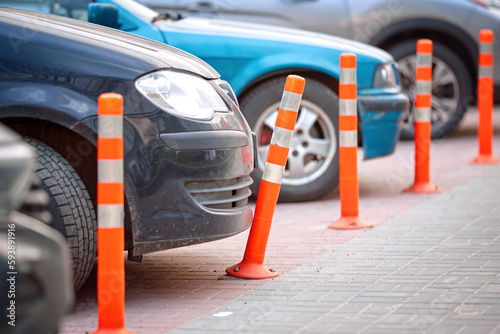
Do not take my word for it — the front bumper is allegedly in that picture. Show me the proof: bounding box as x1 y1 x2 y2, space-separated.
130 112 254 255
357 91 409 159
80 107 255 256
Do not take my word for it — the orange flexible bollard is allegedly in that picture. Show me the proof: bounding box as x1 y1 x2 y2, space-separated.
471 29 500 164
226 75 306 279
403 40 441 194
93 93 132 334
329 53 372 230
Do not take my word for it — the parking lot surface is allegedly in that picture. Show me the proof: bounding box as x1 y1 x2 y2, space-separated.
61 108 500 334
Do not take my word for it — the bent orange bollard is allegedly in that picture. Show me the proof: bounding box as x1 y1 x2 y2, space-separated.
226 75 306 279
404 40 441 194
94 93 132 334
329 53 372 230
471 29 500 164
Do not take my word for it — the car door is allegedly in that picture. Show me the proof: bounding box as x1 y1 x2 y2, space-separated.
140 0 353 38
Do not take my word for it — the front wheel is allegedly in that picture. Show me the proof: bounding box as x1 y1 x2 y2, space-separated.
241 77 339 203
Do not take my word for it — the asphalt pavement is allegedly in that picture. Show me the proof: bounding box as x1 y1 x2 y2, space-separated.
61 108 500 334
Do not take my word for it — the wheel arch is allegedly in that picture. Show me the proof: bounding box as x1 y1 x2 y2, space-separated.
238 68 339 105
370 18 477 87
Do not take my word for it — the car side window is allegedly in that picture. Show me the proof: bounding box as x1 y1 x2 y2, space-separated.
2 0 52 13
3 0 92 20
4 0 139 33
49 0 92 20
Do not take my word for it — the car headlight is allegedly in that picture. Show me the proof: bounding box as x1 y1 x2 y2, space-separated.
0 126 35 217
135 70 228 121
373 63 397 88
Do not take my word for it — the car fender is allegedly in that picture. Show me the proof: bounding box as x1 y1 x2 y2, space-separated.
0 82 98 143
0 82 96 122
231 54 381 95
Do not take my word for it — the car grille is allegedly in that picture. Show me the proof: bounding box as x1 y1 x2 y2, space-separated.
186 175 253 211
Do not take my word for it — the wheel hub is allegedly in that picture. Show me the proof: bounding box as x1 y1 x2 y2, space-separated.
254 99 337 186
397 54 460 132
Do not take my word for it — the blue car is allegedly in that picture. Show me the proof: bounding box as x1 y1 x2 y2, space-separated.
3 0 409 202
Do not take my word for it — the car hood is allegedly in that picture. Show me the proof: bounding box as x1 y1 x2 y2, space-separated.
158 18 393 64
0 8 220 80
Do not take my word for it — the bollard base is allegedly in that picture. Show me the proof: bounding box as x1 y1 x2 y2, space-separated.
403 182 441 194
470 155 500 164
328 216 373 230
93 328 133 334
226 261 279 279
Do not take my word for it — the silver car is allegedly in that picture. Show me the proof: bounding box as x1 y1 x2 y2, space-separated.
140 0 500 139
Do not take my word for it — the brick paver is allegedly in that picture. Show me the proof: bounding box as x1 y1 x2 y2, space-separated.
171 164 500 333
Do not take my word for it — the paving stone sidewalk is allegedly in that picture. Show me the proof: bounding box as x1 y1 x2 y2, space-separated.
59 109 500 334
172 165 500 334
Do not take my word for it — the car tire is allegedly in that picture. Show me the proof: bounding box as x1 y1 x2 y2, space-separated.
25 139 97 291
241 77 339 203
388 40 473 139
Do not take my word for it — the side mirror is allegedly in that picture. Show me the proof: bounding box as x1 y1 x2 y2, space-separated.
88 3 121 29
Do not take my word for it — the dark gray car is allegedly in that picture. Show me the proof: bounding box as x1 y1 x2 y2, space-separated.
141 0 500 138
0 8 255 290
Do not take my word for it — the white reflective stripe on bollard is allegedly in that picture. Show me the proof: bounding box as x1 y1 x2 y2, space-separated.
479 66 494 78
261 162 286 184
414 107 432 122
98 204 125 228
98 115 123 138
339 100 357 116
416 54 432 66
98 160 124 183
340 68 356 84
279 91 302 112
339 130 358 148
480 42 494 54
415 80 432 95
270 127 294 149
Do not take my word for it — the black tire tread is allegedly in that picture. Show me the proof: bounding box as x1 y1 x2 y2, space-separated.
25 139 96 291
